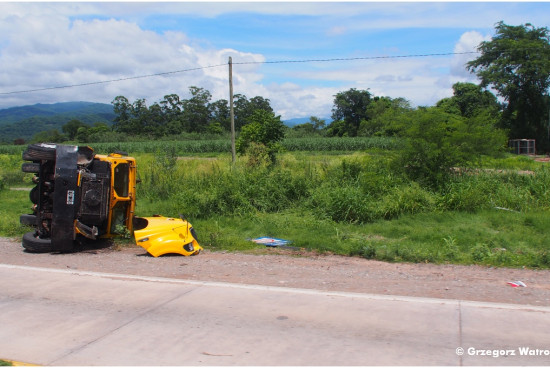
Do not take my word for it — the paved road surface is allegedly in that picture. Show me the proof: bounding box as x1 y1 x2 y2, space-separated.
1 264 549 366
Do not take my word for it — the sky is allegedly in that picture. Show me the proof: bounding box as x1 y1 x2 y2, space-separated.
0 1 549 119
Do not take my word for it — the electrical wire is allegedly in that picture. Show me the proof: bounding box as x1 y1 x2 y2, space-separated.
0 64 226 95
232 51 480 65
0 51 479 95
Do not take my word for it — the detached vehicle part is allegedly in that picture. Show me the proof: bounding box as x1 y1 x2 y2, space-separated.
20 143 200 257
133 215 202 257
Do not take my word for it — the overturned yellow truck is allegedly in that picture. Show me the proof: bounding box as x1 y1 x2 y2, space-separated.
20 143 201 257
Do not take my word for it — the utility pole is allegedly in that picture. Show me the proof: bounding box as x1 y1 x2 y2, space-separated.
229 56 236 164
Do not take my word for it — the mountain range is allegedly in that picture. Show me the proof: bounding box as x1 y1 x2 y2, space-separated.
0 102 116 143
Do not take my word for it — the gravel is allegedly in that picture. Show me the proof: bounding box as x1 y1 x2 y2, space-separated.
2 237 550 307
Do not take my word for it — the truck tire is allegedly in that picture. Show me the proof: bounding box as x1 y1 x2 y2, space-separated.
22 143 56 161
22 162 40 173
29 186 39 204
22 231 53 253
20 214 37 226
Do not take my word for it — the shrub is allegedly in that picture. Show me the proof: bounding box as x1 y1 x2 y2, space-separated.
236 110 285 164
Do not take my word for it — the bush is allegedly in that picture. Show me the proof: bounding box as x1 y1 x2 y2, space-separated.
393 107 507 188
236 110 285 164
378 182 437 219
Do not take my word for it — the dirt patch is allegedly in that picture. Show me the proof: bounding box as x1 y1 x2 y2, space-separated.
1 237 549 307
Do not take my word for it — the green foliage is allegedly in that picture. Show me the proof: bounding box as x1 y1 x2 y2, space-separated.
31 129 67 143
0 154 30 187
236 109 286 164
62 119 89 140
467 21 550 151
436 82 501 118
111 88 275 137
330 88 372 136
289 116 326 138
181 86 212 133
358 97 413 137
392 107 508 188
0 189 30 237
3 143 550 268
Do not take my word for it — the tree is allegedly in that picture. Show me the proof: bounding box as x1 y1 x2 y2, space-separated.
236 110 285 165
31 129 66 144
145 103 166 138
210 99 231 132
330 88 372 136
80 122 111 143
181 86 212 133
112 96 132 134
160 94 184 134
437 82 500 118
62 119 89 140
467 21 550 151
291 116 326 137
233 94 274 130
359 97 412 136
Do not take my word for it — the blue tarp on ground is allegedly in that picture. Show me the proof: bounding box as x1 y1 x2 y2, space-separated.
251 237 291 247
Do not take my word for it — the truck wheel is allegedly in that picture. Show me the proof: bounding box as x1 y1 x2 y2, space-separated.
20 214 37 226
22 143 56 161
22 231 53 253
29 186 39 204
22 162 40 173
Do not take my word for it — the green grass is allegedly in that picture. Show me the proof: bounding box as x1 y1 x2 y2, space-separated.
179 209 550 268
0 189 32 238
0 136 399 156
2 146 549 269
0 360 13 366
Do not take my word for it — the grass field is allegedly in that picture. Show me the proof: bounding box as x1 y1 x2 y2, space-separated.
1 141 549 269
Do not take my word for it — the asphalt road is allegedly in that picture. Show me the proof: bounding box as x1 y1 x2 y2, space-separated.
1 264 549 366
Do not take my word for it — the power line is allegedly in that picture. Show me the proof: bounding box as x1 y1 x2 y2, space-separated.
0 51 479 96
233 51 480 65
0 64 226 95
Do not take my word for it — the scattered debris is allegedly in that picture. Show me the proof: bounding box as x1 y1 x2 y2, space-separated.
507 281 527 287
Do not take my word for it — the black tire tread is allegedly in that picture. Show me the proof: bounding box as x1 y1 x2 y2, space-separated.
22 143 56 161
20 214 37 226
21 162 40 173
22 231 53 253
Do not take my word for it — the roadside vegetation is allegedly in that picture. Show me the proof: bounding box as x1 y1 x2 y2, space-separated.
2 147 549 269
1 21 549 269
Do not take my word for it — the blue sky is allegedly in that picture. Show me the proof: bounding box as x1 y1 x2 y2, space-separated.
1 2 549 118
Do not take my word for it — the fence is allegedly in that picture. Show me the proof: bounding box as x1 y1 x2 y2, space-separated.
509 139 536 155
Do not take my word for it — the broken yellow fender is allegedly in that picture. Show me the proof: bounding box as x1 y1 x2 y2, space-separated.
133 215 202 257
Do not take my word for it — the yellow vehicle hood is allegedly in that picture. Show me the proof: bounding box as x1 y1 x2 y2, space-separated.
133 216 202 257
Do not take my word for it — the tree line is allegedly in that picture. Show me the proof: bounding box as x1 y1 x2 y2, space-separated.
111 87 274 138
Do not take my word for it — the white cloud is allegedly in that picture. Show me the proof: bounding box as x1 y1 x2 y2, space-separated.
0 14 263 110
450 30 491 80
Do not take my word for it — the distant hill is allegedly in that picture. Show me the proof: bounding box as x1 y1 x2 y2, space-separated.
283 117 332 127
0 102 115 143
